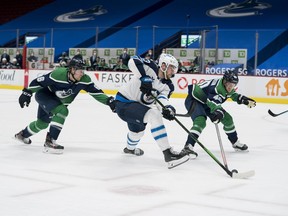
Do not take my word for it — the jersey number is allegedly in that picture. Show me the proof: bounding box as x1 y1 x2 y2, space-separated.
37 76 45 82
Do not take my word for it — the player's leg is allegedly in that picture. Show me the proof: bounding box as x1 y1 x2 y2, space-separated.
144 107 189 168
15 111 49 145
15 88 58 145
36 89 65 154
115 102 189 168
222 112 248 151
115 102 148 156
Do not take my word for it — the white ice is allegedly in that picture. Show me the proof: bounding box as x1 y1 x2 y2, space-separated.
0 89 287 216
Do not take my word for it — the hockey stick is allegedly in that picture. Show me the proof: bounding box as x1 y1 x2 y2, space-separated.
215 123 228 169
175 112 191 117
268 109 288 117
152 95 255 179
175 101 195 117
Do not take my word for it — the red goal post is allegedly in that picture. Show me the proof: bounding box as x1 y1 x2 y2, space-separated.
22 44 29 88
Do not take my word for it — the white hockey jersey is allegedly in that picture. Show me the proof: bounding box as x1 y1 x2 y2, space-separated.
116 55 174 108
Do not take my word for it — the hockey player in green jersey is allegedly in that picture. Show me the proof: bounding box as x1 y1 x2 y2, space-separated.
15 58 116 154
183 69 256 157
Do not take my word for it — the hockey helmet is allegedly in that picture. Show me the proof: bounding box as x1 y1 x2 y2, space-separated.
69 58 85 70
223 69 239 84
158 54 178 79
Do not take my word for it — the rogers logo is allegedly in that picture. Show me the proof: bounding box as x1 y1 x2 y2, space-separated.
177 77 188 89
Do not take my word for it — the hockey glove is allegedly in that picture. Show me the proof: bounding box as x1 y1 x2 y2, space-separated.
140 76 153 96
19 88 33 108
162 105 176 121
209 108 226 124
237 94 256 108
106 96 117 113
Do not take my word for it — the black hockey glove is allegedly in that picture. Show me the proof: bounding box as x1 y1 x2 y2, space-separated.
19 88 33 108
106 96 117 113
140 76 153 96
237 94 256 108
162 105 176 121
209 108 226 124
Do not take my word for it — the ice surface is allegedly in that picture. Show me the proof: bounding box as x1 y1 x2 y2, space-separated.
0 89 287 216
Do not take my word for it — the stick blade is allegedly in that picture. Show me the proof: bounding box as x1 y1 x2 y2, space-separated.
232 170 255 179
268 109 277 117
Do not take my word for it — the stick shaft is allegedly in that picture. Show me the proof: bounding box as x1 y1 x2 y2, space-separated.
215 124 228 169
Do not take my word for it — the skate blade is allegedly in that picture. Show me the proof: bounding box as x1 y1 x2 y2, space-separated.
233 148 249 153
43 147 64 154
123 149 144 156
13 136 31 145
188 153 198 160
167 155 189 169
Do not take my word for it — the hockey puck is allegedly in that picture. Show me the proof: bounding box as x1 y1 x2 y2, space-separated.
232 169 238 173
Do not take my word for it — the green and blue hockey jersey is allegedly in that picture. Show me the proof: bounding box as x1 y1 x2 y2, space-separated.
188 78 240 112
27 67 109 105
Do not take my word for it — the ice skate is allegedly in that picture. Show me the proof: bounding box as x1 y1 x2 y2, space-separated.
182 144 198 159
14 130 31 144
163 148 189 169
43 133 64 154
123 147 144 156
232 140 248 152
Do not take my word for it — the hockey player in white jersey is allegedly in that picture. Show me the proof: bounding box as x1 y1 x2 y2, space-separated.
114 54 190 169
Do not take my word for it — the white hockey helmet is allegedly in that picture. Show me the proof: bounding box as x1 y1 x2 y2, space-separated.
158 54 178 79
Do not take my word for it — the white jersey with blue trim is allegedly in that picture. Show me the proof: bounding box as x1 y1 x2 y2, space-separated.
117 55 174 108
